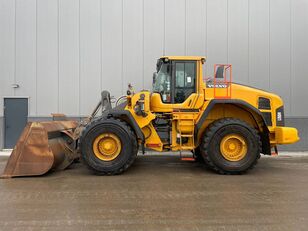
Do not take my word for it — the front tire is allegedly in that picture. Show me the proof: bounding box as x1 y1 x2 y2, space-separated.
200 118 261 174
79 118 138 175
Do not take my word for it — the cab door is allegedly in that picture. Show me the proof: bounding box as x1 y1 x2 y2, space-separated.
150 59 204 150
170 61 200 150
171 61 197 106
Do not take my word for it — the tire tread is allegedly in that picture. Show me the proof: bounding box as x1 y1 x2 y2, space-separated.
201 118 261 175
79 117 137 175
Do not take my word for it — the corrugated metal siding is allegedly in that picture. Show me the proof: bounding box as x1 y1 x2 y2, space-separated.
0 0 308 117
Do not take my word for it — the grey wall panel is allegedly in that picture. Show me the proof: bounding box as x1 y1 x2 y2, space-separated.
269 0 291 116
185 0 206 56
58 0 79 115
0 0 15 116
206 0 228 77
0 0 308 120
143 0 164 90
36 0 58 115
0 0 307 150
248 0 270 90
15 0 36 116
102 0 123 98
228 0 249 84
165 0 186 55
122 0 144 92
79 0 101 115
291 0 308 117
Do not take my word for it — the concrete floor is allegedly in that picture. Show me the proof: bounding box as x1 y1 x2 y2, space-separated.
0 153 308 231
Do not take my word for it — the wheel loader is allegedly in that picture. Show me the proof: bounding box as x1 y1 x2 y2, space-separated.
1 56 299 178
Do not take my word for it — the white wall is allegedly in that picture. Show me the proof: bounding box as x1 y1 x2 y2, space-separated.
0 0 308 117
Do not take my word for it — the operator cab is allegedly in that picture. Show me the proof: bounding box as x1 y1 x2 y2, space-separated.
151 56 205 112
153 57 196 104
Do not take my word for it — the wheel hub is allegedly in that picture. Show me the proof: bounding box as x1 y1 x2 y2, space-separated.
93 133 121 161
220 134 247 161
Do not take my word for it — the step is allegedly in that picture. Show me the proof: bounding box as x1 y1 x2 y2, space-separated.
178 122 195 126
181 157 195 161
180 134 194 137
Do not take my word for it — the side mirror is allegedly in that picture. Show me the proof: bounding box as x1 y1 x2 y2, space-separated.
156 59 162 72
153 72 158 85
216 66 224 79
167 64 170 73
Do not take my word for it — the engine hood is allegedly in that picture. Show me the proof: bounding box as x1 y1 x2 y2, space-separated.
205 82 284 110
231 83 284 109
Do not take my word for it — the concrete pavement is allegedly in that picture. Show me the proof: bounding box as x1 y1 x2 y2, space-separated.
0 152 308 230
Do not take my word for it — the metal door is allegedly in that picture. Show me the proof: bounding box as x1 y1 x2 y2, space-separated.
4 98 28 148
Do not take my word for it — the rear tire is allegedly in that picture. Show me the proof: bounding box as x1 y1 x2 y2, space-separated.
200 118 261 174
193 148 204 163
79 118 138 175
194 147 213 168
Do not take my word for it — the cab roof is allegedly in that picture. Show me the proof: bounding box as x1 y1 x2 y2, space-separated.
160 56 206 61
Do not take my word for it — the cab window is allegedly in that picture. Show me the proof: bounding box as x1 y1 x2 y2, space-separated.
174 61 196 103
153 62 171 103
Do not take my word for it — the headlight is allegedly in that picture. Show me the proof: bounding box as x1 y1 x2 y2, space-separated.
276 106 285 126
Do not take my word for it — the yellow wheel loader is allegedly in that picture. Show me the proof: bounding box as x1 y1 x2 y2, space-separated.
1 56 299 177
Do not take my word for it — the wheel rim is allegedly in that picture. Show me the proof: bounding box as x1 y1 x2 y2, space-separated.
220 134 247 161
92 133 121 161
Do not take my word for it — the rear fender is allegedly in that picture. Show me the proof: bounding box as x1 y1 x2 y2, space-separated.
195 99 271 155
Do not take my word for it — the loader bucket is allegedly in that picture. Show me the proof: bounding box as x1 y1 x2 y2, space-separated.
1 120 79 178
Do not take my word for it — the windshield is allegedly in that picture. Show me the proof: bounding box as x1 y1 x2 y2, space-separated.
153 62 171 103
